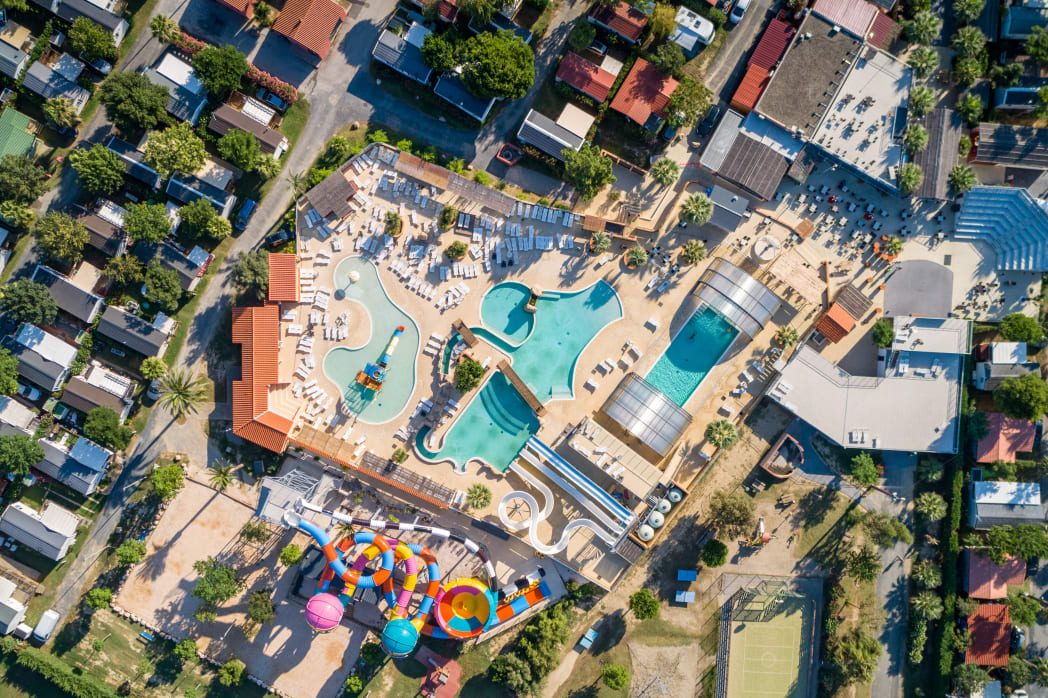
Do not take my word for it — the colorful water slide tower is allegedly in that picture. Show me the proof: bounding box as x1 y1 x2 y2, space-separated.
355 325 404 392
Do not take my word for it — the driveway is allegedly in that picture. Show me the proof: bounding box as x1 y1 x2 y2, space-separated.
1025 565 1048 698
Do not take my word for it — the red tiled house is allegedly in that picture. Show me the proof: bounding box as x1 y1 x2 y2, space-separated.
213 0 256 18
588 1 648 44
272 0 347 64
556 52 616 103
966 604 1011 667
965 549 1026 600
974 412 1037 463
608 58 677 131
405 0 458 21
268 253 299 303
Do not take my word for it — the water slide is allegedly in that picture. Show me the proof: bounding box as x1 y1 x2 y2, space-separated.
424 578 552 640
497 452 621 556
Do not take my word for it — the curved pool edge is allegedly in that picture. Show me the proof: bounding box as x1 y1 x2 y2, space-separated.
322 254 423 426
476 281 535 349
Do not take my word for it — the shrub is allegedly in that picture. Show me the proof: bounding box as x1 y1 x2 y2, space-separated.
218 658 245 686
444 241 468 260
279 544 303 566
454 356 484 392
629 589 659 619
85 587 112 610
601 663 629 690
850 452 878 486
908 616 928 665
115 540 147 566
701 539 727 567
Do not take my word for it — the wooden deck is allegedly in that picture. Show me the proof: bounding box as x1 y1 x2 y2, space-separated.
453 319 479 347
497 360 546 417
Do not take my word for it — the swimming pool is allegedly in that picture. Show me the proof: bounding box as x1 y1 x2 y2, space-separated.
415 371 541 472
473 281 623 402
645 306 739 406
323 256 421 424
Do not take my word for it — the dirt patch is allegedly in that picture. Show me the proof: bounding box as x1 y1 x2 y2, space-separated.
627 642 698 697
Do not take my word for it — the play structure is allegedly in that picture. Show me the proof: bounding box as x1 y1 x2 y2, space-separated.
284 501 551 657
356 325 404 392
739 517 773 548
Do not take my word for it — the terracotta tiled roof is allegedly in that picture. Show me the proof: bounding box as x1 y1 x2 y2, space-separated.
268 253 299 303
272 0 346 60
609 58 678 127
231 304 292 453
730 65 770 113
589 1 648 42
966 549 1026 600
966 604 1011 666
867 11 898 48
436 0 458 20
749 18 796 70
557 52 616 103
974 411 1037 463
814 302 856 343
213 0 256 18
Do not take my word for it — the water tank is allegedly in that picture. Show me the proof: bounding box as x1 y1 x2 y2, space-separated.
656 499 672 514
636 524 655 541
648 511 665 528
668 488 684 503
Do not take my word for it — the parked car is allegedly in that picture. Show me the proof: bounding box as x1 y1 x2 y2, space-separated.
255 88 289 112
1028 556 1040 577
16 383 40 401
147 379 161 401
661 124 678 142
32 610 60 644
81 55 112 75
263 229 293 250
235 199 258 231
1012 626 1027 651
697 104 722 136
730 0 751 23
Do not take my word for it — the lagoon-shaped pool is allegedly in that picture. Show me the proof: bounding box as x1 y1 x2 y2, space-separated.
323 256 421 424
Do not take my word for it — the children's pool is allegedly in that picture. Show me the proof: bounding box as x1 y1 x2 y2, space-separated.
645 306 738 406
323 256 421 424
472 281 623 402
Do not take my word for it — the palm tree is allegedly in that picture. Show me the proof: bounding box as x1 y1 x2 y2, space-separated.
909 86 935 118
158 368 209 419
911 590 944 620
589 231 611 254
210 459 233 492
907 46 938 79
897 163 923 195
679 194 713 225
904 10 942 45
466 484 492 509
952 26 986 59
705 419 737 448
43 98 77 129
954 0 985 23
948 164 977 194
680 240 707 265
150 14 180 42
624 246 648 268
287 170 309 197
903 124 929 155
885 236 904 256
649 159 680 188
775 326 799 346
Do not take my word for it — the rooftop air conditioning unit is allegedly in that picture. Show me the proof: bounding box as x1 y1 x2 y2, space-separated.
832 24 840 33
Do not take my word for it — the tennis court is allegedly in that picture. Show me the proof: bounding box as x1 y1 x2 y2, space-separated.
724 595 815 698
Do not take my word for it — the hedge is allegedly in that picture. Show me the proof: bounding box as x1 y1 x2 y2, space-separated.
15 647 116 698
934 465 964 694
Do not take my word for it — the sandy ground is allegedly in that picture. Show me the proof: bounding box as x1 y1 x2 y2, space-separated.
115 472 364 698
628 643 699 697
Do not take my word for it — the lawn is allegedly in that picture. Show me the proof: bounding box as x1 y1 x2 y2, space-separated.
369 63 481 130
682 27 728 84
47 609 270 698
355 638 497 698
19 526 91 626
555 641 631 698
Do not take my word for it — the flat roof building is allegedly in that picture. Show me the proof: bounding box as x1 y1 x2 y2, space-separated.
372 22 433 85
970 481 1045 529
973 123 1048 170
517 105 592 160
0 501 78 561
433 75 496 122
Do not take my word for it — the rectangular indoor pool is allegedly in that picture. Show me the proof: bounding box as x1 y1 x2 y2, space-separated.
645 307 739 406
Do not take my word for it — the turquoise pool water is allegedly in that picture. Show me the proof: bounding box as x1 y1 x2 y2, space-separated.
323 256 421 424
473 281 623 402
415 371 540 472
645 307 739 406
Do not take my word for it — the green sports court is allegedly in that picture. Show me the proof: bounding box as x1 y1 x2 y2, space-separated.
722 590 816 698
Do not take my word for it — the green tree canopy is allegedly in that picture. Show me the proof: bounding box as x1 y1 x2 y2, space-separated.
832 628 882 686
903 124 929 154
173 638 198 662
995 372 1048 421
192 45 248 97
999 313 1043 342
69 144 125 196
0 154 48 204
466 483 492 509
650 158 680 187
217 658 245 686
1007 589 1040 626
872 318 894 347
912 560 942 589
567 20 595 52
952 26 986 59
179 198 231 240
150 462 184 499
461 0 507 24
850 451 878 486
953 663 991 694
84 588 112 610
709 490 755 538
706 419 737 448
104 255 146 286
1028 26 1048 66
907 46 938 78
956 92 984 125
115 539 147 566
100 72 170 133
150 14 181 42
904 10 942 44
562 144 615 200
954 0 985 23
909 86 935 117
0 433 44 476
986 524 1048 563
454 356 485 392
35 211 88 265
247 590 275 624
701 539 728 567
84 407 133 451
124 201 171 242
652 41 685 75
421 33 458 75
159 368 209 419
898 162 923 195
602 663 630 690
667 77 713 128
629 589 659 619
144 123 207 180
954 56 985 86
192 557 242 607
218 129 263 172
144 261 183 313
69 17 117 61
846 545 881 581
488 654 533 693
948 163 976 194
43 97 77 130
915 491 947 521
232 249 270 302
681 240 707 265
680 193 714 224
279 544 303 566
649 2 677 37
0 279 57 325
460 30 534 100
0 348 18 396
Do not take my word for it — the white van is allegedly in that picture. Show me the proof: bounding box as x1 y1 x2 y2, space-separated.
32 610 60 644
